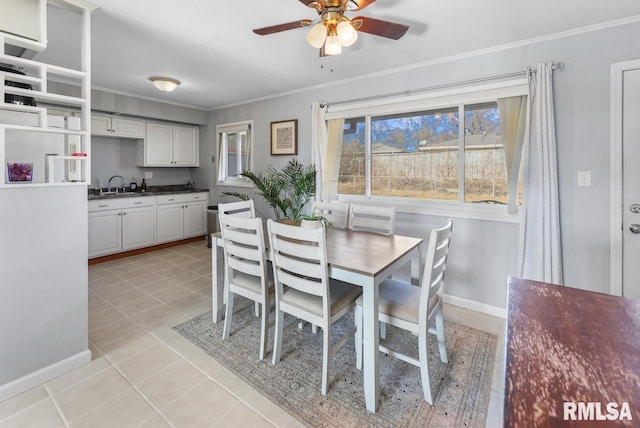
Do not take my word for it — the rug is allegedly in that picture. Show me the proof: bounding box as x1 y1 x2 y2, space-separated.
173 304 497 428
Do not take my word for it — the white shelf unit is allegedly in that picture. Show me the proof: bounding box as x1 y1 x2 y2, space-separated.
0 0 93 188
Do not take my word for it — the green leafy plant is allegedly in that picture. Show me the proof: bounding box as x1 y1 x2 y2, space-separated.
299 214 328 228
222 158 316 221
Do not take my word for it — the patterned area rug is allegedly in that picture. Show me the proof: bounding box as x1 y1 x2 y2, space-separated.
174 305 497 428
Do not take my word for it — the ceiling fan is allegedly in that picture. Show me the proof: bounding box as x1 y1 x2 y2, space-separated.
252 0 409 56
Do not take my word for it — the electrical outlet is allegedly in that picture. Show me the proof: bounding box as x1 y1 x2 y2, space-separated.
578 171 591 187
144 171 153 179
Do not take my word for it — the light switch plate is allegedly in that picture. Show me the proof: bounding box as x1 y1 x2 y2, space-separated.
578 171 591 187
144 171 153 179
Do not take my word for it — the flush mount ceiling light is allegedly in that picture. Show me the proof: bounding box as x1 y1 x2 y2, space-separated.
253 0 409 57
149 77 180 92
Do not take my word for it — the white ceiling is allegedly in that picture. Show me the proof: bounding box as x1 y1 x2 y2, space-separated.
35 0 640 111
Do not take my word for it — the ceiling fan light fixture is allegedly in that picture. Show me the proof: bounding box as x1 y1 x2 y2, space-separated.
337 20 358 46
306 22 327 49
149 77 180 92
324 35 342 55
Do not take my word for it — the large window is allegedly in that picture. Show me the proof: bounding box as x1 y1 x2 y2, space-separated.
330 84 526 207
216 121 253 187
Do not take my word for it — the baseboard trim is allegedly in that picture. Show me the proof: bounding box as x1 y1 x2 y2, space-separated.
88 236 206 265
443 294 506 319
0 349 92 402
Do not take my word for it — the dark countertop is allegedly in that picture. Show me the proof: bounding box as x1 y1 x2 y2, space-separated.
88 185 209 200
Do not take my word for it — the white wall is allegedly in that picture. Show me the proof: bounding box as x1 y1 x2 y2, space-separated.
0 185 90 398
193 20 640 313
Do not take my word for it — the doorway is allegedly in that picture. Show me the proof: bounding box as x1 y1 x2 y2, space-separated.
611 60 640 298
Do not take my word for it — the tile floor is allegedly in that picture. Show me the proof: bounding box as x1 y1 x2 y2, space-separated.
0 239 506 428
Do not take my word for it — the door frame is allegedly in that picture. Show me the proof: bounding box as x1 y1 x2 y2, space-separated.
610 59 640 296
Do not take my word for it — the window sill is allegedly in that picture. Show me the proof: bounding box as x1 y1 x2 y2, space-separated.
216 179 254 188
336 195 521 224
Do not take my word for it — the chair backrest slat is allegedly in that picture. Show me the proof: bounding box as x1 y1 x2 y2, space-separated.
420 219 453 321
348 204 395 235
219 199 255 219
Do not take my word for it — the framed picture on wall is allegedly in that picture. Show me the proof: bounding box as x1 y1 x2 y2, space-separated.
270 119 297 155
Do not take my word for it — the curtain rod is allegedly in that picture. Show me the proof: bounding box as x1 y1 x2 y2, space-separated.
324 61 564 108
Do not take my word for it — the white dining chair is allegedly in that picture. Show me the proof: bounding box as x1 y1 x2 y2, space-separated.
218 203 273 360
348 203 396 338
313 200 350 229
348 204 395 235
218 199 261 314
267 219 362 395
355 219 453 404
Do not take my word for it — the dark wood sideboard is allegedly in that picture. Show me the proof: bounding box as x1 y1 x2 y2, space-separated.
504 276 640 427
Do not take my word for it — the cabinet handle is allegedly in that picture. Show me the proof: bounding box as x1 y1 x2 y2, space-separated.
98 204 108 208
168 198 175 201
118 212 122 216
134 202 142 205
123 212 127 215
194 196 200 199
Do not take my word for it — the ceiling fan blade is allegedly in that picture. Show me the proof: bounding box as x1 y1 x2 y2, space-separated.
347 0 376 12
299 0 323 11
352 16 409 40
253 20 312 36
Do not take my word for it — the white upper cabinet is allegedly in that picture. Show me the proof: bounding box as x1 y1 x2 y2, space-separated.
137 121 199 167
91 113 145 138
173 125 199 166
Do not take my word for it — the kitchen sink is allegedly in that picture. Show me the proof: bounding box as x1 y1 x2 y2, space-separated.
94 191 149 198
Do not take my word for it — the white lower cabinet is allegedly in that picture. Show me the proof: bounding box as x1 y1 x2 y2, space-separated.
89 192 208 258
88 197 155 258
88 210 122 257
156 193 207 243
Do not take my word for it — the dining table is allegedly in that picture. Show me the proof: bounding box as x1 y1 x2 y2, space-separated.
210 226 424 413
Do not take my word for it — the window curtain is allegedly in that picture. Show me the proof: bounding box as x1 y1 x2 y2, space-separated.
217 132 227 182
243 125 252 172
311 102 346 201
519 62 563 284
497 95 527 214
323 118 345 200
311 101 328 200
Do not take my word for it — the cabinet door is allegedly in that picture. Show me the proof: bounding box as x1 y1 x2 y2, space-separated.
144 122 173 166
88 210 122 258
156 204 184 243
173 125 199 166
184 202 206 238
91 113 112 136
112 117 145 139
122 206 155 251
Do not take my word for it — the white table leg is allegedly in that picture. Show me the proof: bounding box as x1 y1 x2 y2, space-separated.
362 279 380 413
211 233 224 323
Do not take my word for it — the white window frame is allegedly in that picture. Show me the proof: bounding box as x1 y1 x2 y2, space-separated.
216 120 253 187
326 80 528 222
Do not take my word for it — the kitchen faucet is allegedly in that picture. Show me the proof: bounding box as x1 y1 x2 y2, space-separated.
108 175 126 193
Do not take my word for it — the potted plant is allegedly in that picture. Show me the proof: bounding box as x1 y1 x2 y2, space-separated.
222 158 317 221
299 214 328 228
